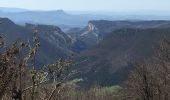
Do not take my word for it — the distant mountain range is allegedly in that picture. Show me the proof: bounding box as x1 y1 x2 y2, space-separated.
1 7 170 31
0 7 114 29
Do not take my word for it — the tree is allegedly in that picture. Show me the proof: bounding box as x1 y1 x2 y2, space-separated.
0 30 72 100
124 39 170 100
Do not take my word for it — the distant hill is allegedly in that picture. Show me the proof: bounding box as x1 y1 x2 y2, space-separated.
0 10 82 27
0 7 28 12
68 20 170 52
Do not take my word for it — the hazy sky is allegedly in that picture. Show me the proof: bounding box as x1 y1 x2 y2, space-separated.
0 0 170 12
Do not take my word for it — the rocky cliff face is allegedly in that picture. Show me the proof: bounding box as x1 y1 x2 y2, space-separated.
67 22 100 52
68 20 170 52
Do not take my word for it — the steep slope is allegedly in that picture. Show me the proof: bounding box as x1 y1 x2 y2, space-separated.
0 17 72 66
72 28 170 87
0 18 31 43
25 24 72 50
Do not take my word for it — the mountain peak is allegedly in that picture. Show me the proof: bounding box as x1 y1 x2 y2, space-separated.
47 9 66 15
56 9 65 13
0 17 15 25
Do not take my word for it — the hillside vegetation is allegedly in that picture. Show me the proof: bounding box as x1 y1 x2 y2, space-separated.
0 18 170 100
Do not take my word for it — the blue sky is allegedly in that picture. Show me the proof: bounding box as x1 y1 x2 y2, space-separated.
0 0 170 12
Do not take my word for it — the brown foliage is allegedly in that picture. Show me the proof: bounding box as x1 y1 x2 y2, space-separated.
0 33 72 100
124 39 170 100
